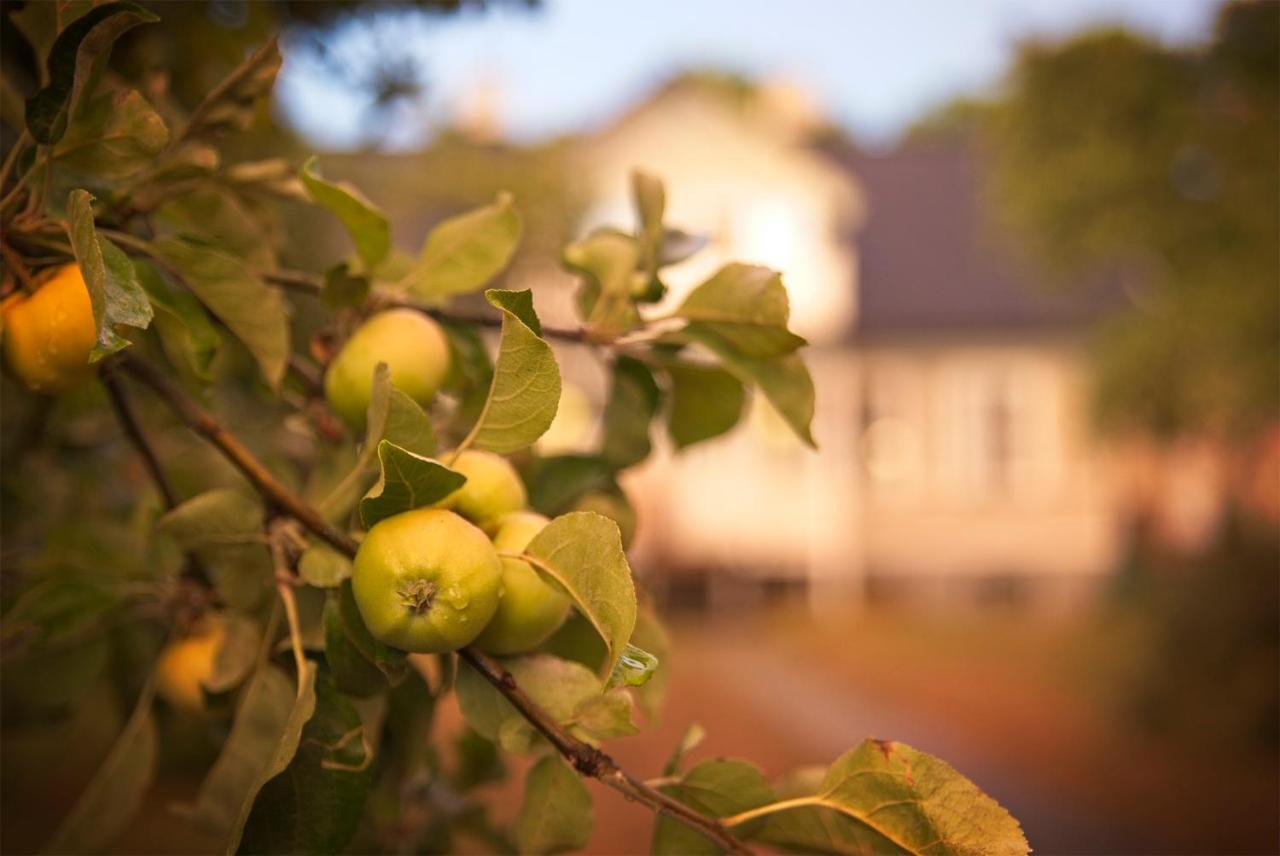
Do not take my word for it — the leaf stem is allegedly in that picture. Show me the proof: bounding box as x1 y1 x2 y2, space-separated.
721 796 822 828
276 580 308 686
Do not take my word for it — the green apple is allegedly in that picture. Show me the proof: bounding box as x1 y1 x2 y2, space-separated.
324 308 451 429
351 508 501 653
472 511 571 655
440 449 526 526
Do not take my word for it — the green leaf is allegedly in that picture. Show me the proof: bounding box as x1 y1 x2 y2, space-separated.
358 441 466 529
8 2 92 73
65 189 153 359
385 669 437 780
438 319 494 441
43 681 157 855
224 663 320 854
631 605 671 717
538 610 608 673
53 87 168 179
401 193 522 299
664 362 745 449
522 511 637 678
300 156 390 271
455 654 601 754
383 388 437 458
601 356 660 469
452 728 505 790
182 38 280 140
570 688 639 740
654 760 774 855
334 580 409 684
154 186 276 270
458 290 561 455
607 643 659 689
525 455 617 517
683 324 816 448
204 612 262 694
516 755 594 855
562 230 641 337
677 264 806 357
153 236 289 388
632 170 665 273
24 1 157 144
658 228 709 267
238 672 374 855
320 262 369 310
2 569 123 647
136 260 221 381
323 593 386 698
175 663 317 848
752 740 1029 856
156 490 269 609
298 544 352 588
157 488 263 548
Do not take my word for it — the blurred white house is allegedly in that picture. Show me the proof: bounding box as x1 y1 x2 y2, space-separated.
553 74 1136 608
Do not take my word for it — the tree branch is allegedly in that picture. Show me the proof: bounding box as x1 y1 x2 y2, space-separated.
457 648 752 854
101 368 180 508
113 351 359 557
262 268 593 344
113 350 750 854
101 365 214 589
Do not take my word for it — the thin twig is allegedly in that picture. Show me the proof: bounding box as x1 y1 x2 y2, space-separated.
0 242 38 292
0 130 32 195
101 366 215 589
113 351 359 556
269 523 309 680
287 354 325 397
101 369 180 508
458 648 751 854
116 350 750 853
262 268 592 344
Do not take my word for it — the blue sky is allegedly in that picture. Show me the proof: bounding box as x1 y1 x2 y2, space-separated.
276 0 1219 151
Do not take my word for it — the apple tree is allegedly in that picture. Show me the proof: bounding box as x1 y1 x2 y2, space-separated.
0 5 1028 854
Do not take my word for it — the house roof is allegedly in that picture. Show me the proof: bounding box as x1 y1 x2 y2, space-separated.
827 142 1122 339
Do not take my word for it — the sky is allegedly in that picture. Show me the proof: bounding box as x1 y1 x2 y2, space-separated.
276 0 1220 152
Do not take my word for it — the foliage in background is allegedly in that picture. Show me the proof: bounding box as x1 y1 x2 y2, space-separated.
0 3 1026 855
981 0 1278 438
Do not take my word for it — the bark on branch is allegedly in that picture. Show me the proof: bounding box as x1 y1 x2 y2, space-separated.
114 351 359 557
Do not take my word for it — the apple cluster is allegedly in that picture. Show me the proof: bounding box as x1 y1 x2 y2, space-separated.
324 310 573 656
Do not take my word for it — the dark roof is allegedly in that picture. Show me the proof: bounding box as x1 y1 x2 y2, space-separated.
829 142 1121 339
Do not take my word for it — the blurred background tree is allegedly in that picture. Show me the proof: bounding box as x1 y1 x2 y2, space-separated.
981 0 1278 756
905 0 1278 758
983 0 1277 440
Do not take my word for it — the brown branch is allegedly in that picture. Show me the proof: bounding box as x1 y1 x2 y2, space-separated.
101 366 214 589
101 369 180 508
262 268 592 344
457 648 752 854
113 350 750 854
0 241 38 292
113 351 359 557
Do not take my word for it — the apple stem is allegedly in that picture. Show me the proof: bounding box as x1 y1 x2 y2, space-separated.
399 579 437 614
